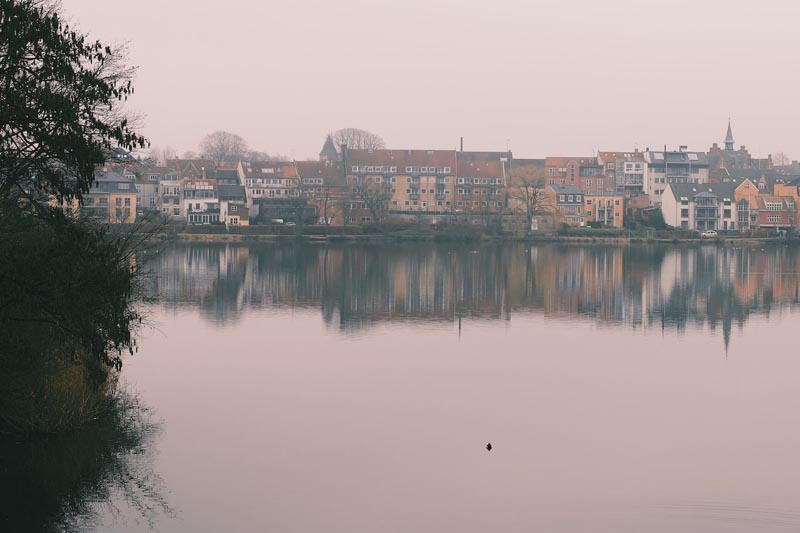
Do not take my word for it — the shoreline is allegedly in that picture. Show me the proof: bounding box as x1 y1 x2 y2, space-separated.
164 232 797 246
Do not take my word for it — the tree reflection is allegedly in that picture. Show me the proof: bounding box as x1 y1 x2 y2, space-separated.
146 243 800 345
0 391 172 532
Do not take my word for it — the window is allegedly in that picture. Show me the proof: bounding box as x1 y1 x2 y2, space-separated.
115 198 122 206
568 195 574 202
576 195 582 202
598 180 603 188
559 195 565 202
614 199 620 206
767 215 781 223
586 179 593 187
548 168 555 177
681 209 689 218
117 183 130 190
124 197 131 206
587 199 593 205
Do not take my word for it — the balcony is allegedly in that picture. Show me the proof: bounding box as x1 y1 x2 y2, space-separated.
695 208 718 220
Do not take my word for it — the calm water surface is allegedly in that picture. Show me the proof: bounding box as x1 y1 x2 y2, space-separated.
6 243 800 532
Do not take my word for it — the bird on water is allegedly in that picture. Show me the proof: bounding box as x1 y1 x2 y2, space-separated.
486 443 492 451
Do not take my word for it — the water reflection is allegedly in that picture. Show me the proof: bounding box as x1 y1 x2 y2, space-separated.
149 243 800 348
0 392 172 532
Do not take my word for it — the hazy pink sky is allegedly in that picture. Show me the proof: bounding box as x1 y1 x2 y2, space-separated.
62 0 799 160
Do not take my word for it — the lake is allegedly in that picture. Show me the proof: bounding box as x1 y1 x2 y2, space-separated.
4 242 800 532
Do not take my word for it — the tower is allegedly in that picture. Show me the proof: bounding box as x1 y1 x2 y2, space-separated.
724 119 735 152
319 135 339 162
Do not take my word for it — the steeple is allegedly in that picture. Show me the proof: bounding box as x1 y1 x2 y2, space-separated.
724 119 735 151
319 135 339 162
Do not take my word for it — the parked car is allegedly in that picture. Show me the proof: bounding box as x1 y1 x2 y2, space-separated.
285 221 296 227
700 230 718 238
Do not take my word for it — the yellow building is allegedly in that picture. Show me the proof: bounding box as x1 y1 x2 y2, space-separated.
82 170 138 223
732 178 760 230
583 194 624 227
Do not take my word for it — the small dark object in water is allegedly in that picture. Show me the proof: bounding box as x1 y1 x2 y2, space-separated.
486 443 492 451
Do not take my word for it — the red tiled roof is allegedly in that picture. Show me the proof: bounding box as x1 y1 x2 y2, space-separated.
241 161 297 179
346 149 457 167
545 156 597 167
295 161 347 187
457 160 503 178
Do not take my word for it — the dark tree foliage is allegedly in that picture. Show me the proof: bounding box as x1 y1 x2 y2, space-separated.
0 1 149 434
0 0 147 202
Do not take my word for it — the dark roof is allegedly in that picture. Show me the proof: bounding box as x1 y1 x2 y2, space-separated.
645 151 709 165
319 136 339 159
727 168 778 180
665 183 736 200
218 184 246 201
547 184 583 195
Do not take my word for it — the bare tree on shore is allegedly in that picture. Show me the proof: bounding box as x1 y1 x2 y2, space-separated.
507 164 552 232
330 128 385 151
353 178 392 224
199 131 248 163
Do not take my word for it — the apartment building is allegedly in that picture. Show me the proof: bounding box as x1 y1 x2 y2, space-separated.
545 157 607 195
583 194 625 227
183 177 220 224
545 184 585 226
644 148 709 204
662 183 737 231
82 171 137 223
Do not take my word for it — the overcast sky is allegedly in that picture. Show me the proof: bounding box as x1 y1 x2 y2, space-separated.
62 0 799 160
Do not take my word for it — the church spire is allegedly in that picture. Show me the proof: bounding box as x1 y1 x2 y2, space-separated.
725 119 735 151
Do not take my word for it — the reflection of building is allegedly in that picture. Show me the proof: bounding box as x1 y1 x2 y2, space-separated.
147 243 800 351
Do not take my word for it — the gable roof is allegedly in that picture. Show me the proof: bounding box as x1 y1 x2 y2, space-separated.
665 183 736 200
295 161 347 187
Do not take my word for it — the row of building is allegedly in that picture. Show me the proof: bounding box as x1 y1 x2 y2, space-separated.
85 121 800 232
